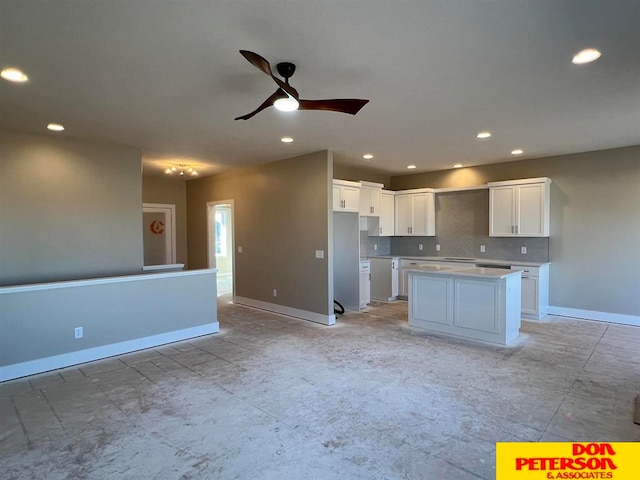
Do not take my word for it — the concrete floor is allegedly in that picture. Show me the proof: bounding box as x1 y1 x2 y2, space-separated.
1 297 639 479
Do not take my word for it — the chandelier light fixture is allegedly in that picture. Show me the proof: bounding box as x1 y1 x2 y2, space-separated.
165 165 199 177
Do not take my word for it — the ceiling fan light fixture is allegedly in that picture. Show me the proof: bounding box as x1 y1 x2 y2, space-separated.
572 48 601 65
273 96 299 112
1 67 29 83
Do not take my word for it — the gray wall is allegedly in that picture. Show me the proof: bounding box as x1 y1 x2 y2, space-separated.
390 189 549 262
0 128 143 286
186 151 332 316
390 146 640 316
333 163 391 187
142 175 188 266
0 271 218 379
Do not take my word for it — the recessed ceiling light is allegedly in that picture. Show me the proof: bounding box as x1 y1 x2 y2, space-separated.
280 136 293 143
1 67 29 83
511 149 524 155
476 131 491 139
363 154 373 160
47 123 65 132
407 164 416 170
453 164 463 169
572 48 601 65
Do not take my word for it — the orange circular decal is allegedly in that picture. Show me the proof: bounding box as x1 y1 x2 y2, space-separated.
150 220 165 235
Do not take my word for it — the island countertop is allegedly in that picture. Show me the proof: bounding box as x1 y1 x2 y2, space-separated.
399 264 522 279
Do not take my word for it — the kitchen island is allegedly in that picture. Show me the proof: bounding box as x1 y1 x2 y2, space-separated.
401 265 522 345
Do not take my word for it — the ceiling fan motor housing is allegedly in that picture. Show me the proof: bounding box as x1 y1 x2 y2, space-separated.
276 62 296 80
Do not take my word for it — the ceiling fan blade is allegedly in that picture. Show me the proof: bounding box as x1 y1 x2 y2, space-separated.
239 50 299 100
239 50 274 77
235 89 285 121
298 98 369 115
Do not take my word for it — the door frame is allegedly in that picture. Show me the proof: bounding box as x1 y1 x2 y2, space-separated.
207 200 235 293
143 203 176 264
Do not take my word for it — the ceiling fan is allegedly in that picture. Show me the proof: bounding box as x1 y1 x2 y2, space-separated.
235 50 369 121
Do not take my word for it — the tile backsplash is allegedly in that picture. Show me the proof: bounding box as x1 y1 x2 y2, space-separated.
383 189 550 262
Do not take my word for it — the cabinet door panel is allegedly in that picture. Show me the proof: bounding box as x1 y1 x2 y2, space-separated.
379 192 395 236
342 186 360 212
412 194 428 235
521 276 538 314
490 186 515 236
517 184 544 236
395 195 413 235
359 187 370 216
369 187 381 216
332 185 342 211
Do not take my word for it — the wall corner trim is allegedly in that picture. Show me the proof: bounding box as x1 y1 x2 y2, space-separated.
0 323 219 383
547 306 640 327
233 296 336 326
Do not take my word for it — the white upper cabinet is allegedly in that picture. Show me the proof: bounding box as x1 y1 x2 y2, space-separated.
333 179 360 212
359 181 383 217
394 189 435 236
488 178 551 237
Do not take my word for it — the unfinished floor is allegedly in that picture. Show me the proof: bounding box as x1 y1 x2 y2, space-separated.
1 297 639 479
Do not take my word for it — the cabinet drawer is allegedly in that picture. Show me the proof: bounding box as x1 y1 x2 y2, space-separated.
510 265 540 277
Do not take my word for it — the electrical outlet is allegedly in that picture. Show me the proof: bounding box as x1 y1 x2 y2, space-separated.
436 244 441 251
238 246 243 253
480 245 486 253
272 289 277 297
374 244 378 251
418 244 423 251
74 327 83 339
521 246 527 254
315 250 324 259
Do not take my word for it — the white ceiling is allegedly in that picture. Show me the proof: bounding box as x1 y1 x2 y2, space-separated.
2 1 640 177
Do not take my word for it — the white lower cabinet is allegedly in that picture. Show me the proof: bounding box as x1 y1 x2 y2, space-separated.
370 257 399 301
359 261 371 309
398 259 431 297
510 264 549 319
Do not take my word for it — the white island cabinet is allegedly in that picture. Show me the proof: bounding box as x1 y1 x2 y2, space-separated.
402 265 522 345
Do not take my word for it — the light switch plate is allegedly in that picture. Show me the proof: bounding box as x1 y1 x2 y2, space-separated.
480 245 486 253
238 246 243 253
315 250 324 259
418 244 423 251
521 246 527 254
436 244 441 251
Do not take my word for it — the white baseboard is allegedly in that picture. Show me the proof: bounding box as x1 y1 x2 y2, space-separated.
0 323 219 383
234 296 335 326
547 306 640 327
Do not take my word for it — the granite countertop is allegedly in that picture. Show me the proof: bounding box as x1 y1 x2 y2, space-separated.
398 264 522 279
367 255 548 267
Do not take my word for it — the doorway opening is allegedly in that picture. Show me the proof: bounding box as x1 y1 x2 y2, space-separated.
207 201 234 296
142 203 176 266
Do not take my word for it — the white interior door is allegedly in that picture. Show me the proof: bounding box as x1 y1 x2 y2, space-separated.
142 203 176 265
